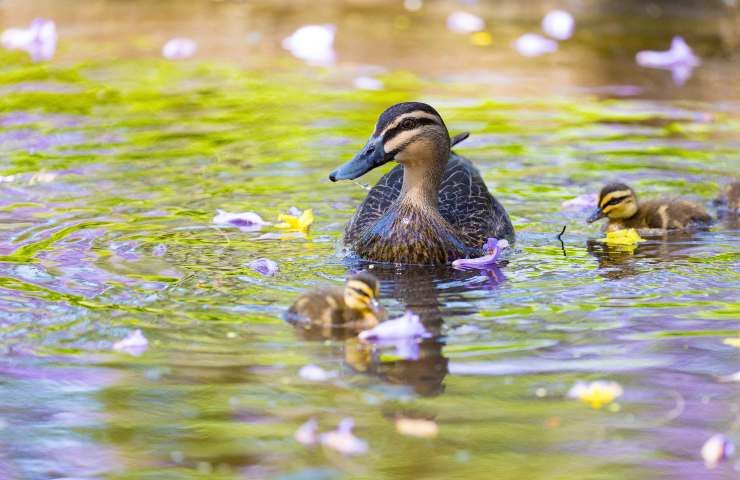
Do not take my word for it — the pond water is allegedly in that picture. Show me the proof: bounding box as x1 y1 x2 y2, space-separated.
0 0 739 478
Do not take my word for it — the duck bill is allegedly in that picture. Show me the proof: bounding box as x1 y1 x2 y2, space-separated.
587 207 605 223
329 137 389 182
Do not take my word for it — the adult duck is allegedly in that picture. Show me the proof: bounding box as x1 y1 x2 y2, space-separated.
329 102 514 265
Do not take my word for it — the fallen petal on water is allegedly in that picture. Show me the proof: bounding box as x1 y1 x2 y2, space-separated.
701 434 735 469
447 11 485 34
319 418 368 456
1 18 57 62
298 364 336 382
112 329 149 357
212 210 268 231
162 38 197 60
277 208 314 234
514 33 558 57
359 311 430 343
636 36 700 86
282 24 336 66
567 380 623 409
598 228 645 246
452 238 508 270
395 417 439 438
542 10 574 40
247 258 279 276
294 418 319 445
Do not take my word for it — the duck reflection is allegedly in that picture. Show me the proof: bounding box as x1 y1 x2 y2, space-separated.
288 263 505 396
586 231 701 280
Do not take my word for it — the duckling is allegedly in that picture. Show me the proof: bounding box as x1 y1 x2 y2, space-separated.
587 182 712 233
328 102 514 265
285 272 382 332
714 181 740 219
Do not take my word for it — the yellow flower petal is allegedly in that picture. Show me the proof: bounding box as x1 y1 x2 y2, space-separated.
568 381 623 409
598 228 645 246
276 208 314 234
470 31 492 46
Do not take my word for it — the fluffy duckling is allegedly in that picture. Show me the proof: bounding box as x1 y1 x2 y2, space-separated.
587 182 712 232
714 181 740 219
286 272 382 331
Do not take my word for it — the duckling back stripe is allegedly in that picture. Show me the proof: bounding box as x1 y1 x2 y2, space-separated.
599 190 632 208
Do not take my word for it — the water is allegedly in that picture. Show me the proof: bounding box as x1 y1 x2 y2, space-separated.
0 1 739 478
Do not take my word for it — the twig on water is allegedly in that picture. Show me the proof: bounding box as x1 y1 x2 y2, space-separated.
557 224 567 257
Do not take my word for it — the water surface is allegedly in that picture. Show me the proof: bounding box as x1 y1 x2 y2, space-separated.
0 1 739 478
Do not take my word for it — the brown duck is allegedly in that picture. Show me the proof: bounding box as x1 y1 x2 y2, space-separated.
329 102 514 265
587 182 712 232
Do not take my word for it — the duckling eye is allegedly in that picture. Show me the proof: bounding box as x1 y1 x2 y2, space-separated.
400 118 416 130
605 197 624 207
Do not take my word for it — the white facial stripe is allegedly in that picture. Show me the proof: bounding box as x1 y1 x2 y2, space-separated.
378 111 441 137
384 128 423 153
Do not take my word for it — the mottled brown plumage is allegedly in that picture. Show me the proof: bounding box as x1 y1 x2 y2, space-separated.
588 182 712 233
714 181 740 219
285 273 382 333
330 102 514 265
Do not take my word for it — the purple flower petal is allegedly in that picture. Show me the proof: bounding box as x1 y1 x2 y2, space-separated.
162 38 197 60
319 418 368 456
701 434 735 469
636 36 700 86
447 11 485 34
542 10 574 41
514 33 557 57
359 311 430 343
112 329 148 357
295 418 319 445
298 364 335 381
453 238 509 270
212 210 268 231
247 258 279 276
287 206 303 217
1 18 56 62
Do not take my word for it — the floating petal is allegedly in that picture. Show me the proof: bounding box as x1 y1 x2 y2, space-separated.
452 238 508 270
701 434 735 469
298 364 336 382
598 228 645 246
212 210 268 231
567 380 623 409
294 418 319 445
277 208 314 234
112 329 149 357
542 10 574 40
359 311 430 343
1 18 57 62
282 24 336 66
447 11 485 34
162 38 197 60
636 36 700 86
247 258 279 276
395 417 438 438
319 418 368 456
514 33 558 57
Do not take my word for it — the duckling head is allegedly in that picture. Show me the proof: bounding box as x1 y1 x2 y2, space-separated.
329 102 450 182
343 272 381 312
588 183 638 223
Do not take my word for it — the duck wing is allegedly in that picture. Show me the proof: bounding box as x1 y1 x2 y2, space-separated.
344 153 514 247
438 154 514 246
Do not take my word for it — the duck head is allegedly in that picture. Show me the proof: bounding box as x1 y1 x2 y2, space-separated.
588 183 639 223
329 102 451 182
343 272 381 313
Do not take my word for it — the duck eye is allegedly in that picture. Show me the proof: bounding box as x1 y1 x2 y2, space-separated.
400 118 416 129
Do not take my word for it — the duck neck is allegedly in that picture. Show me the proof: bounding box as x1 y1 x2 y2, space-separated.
397 140 449 210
